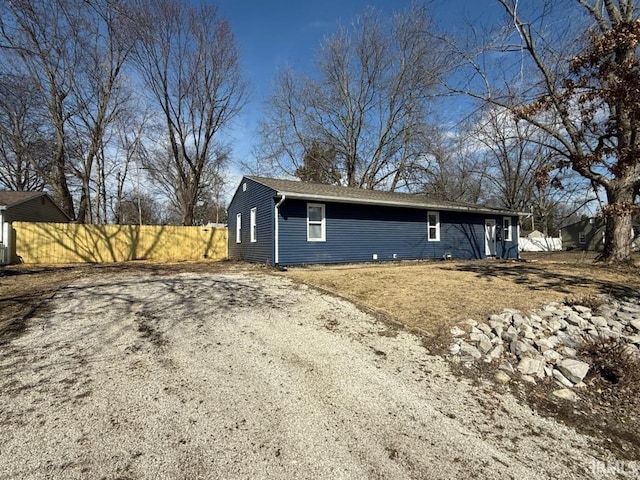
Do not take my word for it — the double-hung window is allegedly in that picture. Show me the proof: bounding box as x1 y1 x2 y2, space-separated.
307 203 325 242
503 217 512 241
236 213 241 243
250 208 257 242
427 211 440 241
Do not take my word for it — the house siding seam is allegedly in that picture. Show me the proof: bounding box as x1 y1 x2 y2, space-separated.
227 178 275 263
277 200 519 265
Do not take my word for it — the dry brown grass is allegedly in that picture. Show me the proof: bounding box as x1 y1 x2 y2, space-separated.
284 252 640 336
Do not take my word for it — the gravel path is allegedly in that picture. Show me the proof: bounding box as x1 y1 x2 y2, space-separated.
0 271 631 479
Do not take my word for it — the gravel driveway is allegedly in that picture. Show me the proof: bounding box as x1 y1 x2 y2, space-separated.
0 271 630 479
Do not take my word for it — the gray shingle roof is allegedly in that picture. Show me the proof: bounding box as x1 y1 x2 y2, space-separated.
247 176 520 216
0 191 45 208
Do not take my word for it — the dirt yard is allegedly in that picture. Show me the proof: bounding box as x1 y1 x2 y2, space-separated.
0 258 639 478
284 252 640 337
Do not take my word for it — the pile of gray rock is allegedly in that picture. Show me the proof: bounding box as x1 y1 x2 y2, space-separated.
449 295 640 401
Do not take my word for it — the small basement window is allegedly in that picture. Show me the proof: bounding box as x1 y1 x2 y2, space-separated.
250 207 257 242
236 213 241 243
579 231 586 244
307 203 325 242
503 217 512 241
427 211 440 241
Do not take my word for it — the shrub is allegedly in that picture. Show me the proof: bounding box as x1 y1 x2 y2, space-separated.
580 337 640 386
564 295 604 311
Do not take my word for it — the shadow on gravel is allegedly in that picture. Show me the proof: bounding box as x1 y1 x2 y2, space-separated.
0 266 67 278
0 293 56 346
453 262 638 299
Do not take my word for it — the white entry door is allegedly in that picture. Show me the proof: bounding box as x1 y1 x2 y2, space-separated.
485 219 497 257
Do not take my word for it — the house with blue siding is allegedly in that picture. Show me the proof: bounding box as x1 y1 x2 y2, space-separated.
228 176 521 266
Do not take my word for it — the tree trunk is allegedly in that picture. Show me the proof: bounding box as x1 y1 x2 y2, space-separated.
599 185 635 264
52 146 75 220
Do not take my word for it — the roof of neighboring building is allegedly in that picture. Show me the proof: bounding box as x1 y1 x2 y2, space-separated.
0 190 72 221
246 176 523 216
560 217 605 231
0 191 46 209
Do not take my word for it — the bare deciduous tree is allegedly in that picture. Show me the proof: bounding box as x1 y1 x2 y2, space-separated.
116 190 162 225
67 0 136 223
257 6 448 191
0 0 81 215
470 106 550 211
454 0 640 263
0 0 136 222
131 0 246 225
141 140 228 226
0 74 51 191
409 126 487 203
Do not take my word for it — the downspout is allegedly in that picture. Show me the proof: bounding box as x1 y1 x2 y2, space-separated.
274 195 286 266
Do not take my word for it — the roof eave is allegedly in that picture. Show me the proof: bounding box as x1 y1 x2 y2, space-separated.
1 192 46 209
276 191 520 216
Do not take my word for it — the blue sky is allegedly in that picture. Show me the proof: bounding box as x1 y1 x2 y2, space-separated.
212 0 504 184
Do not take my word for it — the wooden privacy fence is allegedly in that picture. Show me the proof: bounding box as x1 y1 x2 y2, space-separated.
13 222 228 264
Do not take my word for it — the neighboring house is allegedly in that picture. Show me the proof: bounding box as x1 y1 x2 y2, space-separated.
0 191 71 264
228 176 521 266
560 217 606 251
561 216 640 252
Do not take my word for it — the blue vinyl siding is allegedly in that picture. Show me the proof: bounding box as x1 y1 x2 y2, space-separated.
227 178 275 263
227 176 520 266
277 200 519 265
498 216 519 259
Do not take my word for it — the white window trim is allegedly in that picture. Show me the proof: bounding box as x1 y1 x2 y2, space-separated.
236 213 241 243
307 203 326 242
503 217 512 242
250 207 257 242
427 211 440 242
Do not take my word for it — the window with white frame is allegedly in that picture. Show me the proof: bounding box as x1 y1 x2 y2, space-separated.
236 213 241 243
579 231 586 244
307 203 325 241
503 217 512 241
427 211 440 241
250 207 257 242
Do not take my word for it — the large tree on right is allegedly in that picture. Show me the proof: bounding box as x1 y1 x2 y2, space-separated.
473 0 640 263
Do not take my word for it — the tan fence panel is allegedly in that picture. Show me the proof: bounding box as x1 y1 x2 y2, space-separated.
13 222 228 264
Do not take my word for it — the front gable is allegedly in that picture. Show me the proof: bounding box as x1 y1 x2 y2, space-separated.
227 177 277 263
